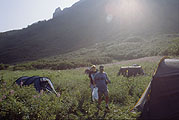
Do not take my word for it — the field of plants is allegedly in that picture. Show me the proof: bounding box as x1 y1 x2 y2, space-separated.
1 35 178 71
0 57 160 119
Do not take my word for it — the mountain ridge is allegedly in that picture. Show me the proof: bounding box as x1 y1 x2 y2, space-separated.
0 0 179 64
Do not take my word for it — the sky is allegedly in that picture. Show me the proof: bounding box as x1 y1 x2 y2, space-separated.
0 0 80 32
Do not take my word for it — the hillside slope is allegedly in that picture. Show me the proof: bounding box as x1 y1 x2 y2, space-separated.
0 0 179 64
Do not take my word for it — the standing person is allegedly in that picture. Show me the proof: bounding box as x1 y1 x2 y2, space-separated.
94 65 111 110
88 65 98 102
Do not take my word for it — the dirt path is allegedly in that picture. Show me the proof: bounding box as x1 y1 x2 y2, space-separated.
105 56 162 66
78 56 162 70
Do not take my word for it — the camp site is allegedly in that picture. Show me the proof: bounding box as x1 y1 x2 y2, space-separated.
0 56 179 119
0 0 179 119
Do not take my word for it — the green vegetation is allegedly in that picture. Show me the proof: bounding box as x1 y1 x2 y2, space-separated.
0 64 9 70
3 33 177 70
161 37 179 56
0 0 178 118
0 0 178 66
0 60 158 119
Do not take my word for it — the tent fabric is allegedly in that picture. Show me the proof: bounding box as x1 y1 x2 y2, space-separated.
15 76 31 85
40 77 57 94
132 57 179 119
132 81 151 111
155 59 179 77
145 75 179 119
15 76 57 94
24 76 41 86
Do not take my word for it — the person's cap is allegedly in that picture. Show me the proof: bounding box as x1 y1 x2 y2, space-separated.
99 65 104 69
90 65 96 69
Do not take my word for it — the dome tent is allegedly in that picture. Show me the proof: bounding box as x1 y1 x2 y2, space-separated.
15 76 58 95
132 57 179 119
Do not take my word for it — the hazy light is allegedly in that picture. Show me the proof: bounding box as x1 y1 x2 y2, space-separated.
106 14 113 23
105 0 145 24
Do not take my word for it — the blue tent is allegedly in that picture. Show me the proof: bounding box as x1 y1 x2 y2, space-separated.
15 76 57 95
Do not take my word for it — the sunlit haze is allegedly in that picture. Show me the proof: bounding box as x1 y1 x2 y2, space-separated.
105 0 145 24
0 0 80 32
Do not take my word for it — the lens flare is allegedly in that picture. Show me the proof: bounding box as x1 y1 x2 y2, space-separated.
105 0 145 24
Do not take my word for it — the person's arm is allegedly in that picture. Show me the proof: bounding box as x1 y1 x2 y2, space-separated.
93 73 97 87
89 72 92 86
105 73 111 84
91 74 95 84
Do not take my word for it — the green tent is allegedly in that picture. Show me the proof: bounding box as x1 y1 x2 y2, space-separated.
132 57 179 119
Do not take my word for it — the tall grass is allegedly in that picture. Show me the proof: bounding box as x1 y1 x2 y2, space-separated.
0 60 159 119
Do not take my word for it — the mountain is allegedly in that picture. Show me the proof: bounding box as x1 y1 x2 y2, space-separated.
0 0 179 64
53 7 62 18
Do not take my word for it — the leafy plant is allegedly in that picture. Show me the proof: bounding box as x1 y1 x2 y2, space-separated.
0 59 159 119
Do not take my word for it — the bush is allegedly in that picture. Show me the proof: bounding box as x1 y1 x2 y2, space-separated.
0 61 156 119
87 57 112 65
51 62 75 70
0 64 9 70
161 37 179 56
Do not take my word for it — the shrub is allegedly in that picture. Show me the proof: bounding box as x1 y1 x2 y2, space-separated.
161 37 179 56
0 64 9 70
0 61 156 119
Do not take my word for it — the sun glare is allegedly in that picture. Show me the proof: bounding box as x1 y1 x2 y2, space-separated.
119 0 142 14
105 0 145 24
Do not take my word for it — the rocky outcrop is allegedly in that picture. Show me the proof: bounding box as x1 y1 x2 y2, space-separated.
53 7 62 18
